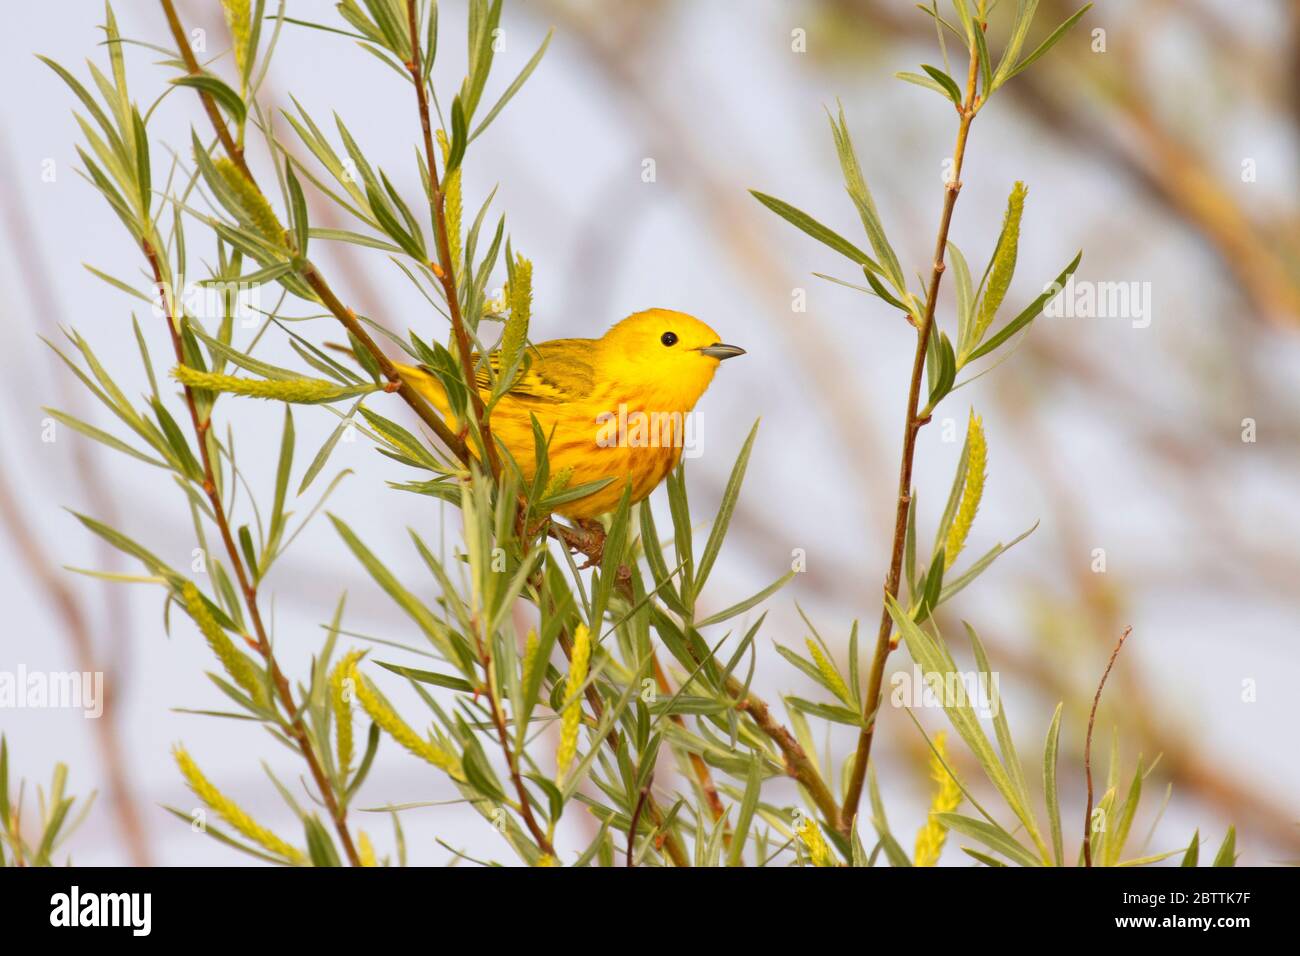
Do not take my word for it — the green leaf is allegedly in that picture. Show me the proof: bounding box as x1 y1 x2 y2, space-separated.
1043 702 1065 866
285 163 309 255
868 765 911 867
298 400 361 495
828 104 904 291
374 661 473 693
888 595 1038 847
469 29 553 142
937 520 1039 604
1004 5 1093 84
262 405 295 572
41 408 168 469
921 64 963 105
131 107 150 215
992 0 1042 91
726 758 763 867
590 484 633 629
1212 826 1237 867
1180 830 1200 867
303 814 341 867
937 812 1041 867
171 73 247 124
749 190 882 274
966 623 1033 823
949 242 975 356
694 420 758 593
1104 758 1144 867
973 19 994 98
695 571 795 628
330 515 451 656
895 70 955 101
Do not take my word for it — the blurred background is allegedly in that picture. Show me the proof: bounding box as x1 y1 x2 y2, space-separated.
1 0 1297 865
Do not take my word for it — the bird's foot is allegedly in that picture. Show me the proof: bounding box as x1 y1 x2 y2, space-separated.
558 517 606 569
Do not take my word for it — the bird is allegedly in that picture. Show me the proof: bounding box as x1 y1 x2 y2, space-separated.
395 308 745 521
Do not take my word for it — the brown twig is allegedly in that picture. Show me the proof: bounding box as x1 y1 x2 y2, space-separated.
840 36 983 838
1084 625 1132 867
471 622 555 857
651 654 727 829
734 683 842 832
626 768 654 867
0 469 151 865
0 132 149 866
141 238 361 867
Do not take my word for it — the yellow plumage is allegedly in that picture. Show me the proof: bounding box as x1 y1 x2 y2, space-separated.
397 309 744 520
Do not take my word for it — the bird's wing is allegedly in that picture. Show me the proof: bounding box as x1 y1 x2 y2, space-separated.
474 338 598 404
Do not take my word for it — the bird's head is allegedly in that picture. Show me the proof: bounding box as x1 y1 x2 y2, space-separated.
598 308 744 410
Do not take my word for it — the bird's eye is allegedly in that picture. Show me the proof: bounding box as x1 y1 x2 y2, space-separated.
661 331 678 347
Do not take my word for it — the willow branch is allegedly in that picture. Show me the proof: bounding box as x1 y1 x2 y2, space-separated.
142 238 360 867
473 628 555 857
840 37 983 838
404 1 503 479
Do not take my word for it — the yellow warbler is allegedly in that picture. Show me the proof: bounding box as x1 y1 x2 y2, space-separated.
398 309 744 519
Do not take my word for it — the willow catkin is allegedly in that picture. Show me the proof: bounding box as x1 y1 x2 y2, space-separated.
555 624 591 783
797 816 834 867
971 181 1026 348
329 650 363 776
501 253 532 368
173 745 304 864
520 629 540 693
357 830 377 867
219 0 252 83
806 638 851 704
349 661 463 779
181 581 267 709
913 731 963 866
943 410 987 569
434 129 462 276
172 365 363 404
213 156 286 246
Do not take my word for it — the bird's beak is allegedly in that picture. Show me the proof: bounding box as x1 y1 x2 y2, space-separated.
698 342 746 360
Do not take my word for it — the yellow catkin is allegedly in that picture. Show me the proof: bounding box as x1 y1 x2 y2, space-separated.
220 0 252 83
972 181 1026 346
797 817 834 867
172 365 354 404
357 830 377 867
535 853 558 867
555 624 591 783
944 410 987 569
435 129 462 276
329 650 363 776
913 731 963 866
181 582 267 709
520 629 540 692
213 156 286 245
806 638 851 703
501 253 532 366
542 465 573 501
173 745 304 863
349 661 463 779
